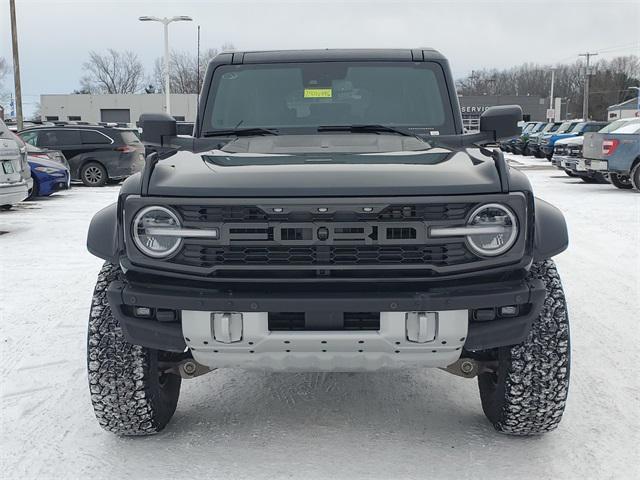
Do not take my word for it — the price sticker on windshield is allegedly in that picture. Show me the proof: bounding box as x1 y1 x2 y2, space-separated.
304 88 332 98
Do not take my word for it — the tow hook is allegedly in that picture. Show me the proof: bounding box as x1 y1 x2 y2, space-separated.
165 359 213 379
442 358 497 378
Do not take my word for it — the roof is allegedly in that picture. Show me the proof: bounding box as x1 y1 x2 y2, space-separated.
211 48 446 65
608 97 640 110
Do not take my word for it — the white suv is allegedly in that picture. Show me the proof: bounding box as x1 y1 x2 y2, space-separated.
1 120 30 210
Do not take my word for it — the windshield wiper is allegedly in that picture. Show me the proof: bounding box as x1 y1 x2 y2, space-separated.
317 124 415 137
203 127 279 137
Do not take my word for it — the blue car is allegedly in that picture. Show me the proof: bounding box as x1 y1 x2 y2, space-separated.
28 154 71 197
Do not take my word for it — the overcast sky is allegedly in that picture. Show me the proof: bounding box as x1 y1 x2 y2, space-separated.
1 0 639 115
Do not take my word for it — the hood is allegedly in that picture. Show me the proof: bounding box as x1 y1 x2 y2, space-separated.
27 155 68 170
147 135 503 197
555 136 584 147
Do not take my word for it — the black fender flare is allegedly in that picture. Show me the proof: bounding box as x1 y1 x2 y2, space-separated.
533 197 568 261
87 202 119 263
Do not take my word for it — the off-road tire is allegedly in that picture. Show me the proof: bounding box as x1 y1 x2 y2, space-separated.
87 262 181 435
81 161 108 187
477 259 570 435
609 173 633 190
630 162 640 191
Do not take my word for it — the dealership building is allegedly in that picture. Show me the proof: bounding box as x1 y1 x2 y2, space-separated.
457 95 564 131
39 93 198 124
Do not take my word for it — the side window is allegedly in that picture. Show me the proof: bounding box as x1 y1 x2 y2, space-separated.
20 130 39 146
81 130 112 144
52 130 82 145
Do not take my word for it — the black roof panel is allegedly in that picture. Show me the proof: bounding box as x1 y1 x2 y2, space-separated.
215 48 445 65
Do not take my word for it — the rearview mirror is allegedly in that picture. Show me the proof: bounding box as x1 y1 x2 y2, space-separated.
480 105 522 141
139 113 177 146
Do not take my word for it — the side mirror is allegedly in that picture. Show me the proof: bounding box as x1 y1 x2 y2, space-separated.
480 105 522 141
139 113 177 146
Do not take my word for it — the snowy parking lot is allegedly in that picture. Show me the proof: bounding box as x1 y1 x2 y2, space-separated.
1 162 639 480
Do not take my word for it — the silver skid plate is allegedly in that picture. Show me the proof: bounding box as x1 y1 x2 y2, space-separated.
182 311 468 372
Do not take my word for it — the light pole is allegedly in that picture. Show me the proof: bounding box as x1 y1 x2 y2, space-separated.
139 15 192 116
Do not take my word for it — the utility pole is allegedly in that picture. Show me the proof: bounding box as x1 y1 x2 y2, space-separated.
548 68 556 121
579 52 598 120
9 0 23 130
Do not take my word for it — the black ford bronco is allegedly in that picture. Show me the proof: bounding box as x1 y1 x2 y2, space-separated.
86 49 570 436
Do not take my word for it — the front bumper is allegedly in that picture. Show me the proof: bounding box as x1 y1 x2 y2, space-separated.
107 275 546 370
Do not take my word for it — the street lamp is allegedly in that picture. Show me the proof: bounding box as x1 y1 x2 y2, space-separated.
139 15 193 115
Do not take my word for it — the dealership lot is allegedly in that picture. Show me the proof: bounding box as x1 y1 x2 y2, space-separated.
1 164 638 479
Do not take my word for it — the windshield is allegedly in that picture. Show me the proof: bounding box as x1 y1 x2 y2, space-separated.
599 118 640 133
566 122 581 132
556 121 573 133
202 61 456 135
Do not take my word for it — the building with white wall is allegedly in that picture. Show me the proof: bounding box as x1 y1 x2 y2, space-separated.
40 93 198 125
607 97 640 120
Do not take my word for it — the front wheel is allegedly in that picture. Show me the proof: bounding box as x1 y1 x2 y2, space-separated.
477 259 570 435
81 162 108 187
609 173 633 190
87 262 182 435
630 162 640 191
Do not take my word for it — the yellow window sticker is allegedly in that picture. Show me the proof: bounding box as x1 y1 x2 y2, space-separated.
304 88 332 98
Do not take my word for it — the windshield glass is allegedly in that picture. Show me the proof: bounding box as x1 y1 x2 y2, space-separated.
202 61 455 134
566 122 581 132
556 121 573 133
599 118 640 133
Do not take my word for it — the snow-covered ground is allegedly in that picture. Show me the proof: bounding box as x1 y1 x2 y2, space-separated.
1 163 639 480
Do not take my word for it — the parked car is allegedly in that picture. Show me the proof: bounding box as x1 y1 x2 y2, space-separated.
540 120 606 160
27 149 71 198
512 121 546 154
1 118 33 195
527 122 562 157
0 136 29 210
500 122 535 152
86 48 571 437
18 124 145 187
582 118 640 190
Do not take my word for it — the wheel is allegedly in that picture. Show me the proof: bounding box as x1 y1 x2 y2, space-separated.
81 162 108 187
630 162 640 191
523 145 531 156
28 179 39 199
534 151 544 158
477 259 570 435
0 204 12 211
87 262 182 435
563 169 577 178
609 173 633 190
545 154 553 161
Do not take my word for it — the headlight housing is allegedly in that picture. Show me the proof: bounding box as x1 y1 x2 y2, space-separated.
132 206 182 258
465 204 518 257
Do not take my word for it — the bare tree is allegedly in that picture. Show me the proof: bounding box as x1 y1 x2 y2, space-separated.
80 49 145 94
0 57 11 105
152 43 235 94
456 55 639 120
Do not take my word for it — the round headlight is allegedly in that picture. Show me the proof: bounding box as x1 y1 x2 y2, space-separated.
466 203 518 257
132 206 182 258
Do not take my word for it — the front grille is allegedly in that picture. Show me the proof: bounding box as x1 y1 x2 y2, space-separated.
160 201 488 277
176 203 471 224
175 243 474 267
